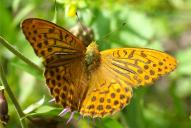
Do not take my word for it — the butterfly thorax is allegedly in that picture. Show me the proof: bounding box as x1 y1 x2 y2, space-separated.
85 41 101 72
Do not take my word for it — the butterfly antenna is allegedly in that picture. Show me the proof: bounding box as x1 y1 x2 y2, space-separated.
97 22 127 43
52 0 57 24
76 12 87 31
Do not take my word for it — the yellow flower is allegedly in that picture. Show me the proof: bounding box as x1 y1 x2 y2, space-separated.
66 2 77 17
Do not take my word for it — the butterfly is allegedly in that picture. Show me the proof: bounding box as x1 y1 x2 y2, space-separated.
21 18 177 123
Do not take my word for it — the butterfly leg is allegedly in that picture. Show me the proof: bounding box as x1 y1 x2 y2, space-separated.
77 115 82 121
48 98 55 103
58 108 70 117
66 111 75 124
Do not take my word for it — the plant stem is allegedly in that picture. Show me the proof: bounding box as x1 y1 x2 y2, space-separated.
0 64 27 128
0 36 43 74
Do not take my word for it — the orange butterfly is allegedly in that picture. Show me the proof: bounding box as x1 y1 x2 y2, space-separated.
21 18 177 123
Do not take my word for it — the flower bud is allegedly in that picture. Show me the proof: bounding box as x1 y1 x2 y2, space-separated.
0 90 9 125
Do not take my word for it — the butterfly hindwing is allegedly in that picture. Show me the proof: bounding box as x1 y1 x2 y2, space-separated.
80 64 133 117
45 58 88 111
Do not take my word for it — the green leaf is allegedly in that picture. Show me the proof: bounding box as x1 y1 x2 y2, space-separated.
27 105 61 117
23 96 45 114
10 60 43 80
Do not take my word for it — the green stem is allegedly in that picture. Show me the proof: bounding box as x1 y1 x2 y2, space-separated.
0 64 27 128
0 36 43 74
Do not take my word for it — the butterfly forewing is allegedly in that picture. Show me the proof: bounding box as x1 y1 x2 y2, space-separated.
21 18 86 65
100 48 177 87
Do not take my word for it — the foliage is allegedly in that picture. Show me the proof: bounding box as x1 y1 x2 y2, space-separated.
0 0 191 128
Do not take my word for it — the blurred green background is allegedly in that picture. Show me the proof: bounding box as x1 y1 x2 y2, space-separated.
0 0 191 128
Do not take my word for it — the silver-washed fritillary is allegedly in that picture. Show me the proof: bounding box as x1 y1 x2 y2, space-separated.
21 18 177 121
